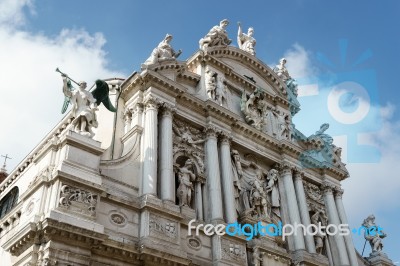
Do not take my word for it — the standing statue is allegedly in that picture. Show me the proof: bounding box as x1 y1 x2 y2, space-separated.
273 58 291 81
205 69 217 100
144 34 182 65
362 215 387 253
240 89 265 130
199 19 232 50
237 22 256 55
265 169 280 208
57 68 116 138
311 210 327 254
264 106 279 136
279 113 293 141
216 76 228 106
176 159 196 207
250 169 269 218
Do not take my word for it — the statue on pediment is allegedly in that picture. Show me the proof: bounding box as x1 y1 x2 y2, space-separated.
144 34 182 65
273 58 291 81
237 22 256 56
199 19 232 50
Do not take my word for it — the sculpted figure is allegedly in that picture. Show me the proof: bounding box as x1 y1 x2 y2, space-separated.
205 69 217 100
265 169 280 208
237 22 256 55
199 19 232 50
59 69 116 138
250 169 269 218
216 77 228 106
240 89 264 130
315 123 333 146
279 113 293 141
144 34 182 65
176 159 196 207
173 124 205 149
362 214 387 252
311 210 327 254
231 150 251 213
264 106 279 136
273 58 291 81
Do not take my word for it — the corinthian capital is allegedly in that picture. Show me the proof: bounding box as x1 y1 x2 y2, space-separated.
277 161 293 176
205 125 220 138
219 131 232 144
321 181 335 194
143 96 160 111
160 102 176 116
334 187 344 199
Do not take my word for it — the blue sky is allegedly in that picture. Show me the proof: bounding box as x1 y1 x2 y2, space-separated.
0 0 399 262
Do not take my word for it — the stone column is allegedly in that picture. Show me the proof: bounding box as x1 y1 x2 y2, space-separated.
195 181 203 221
280 163 305 251
219 132 237 223
159 103 175 202
322 182 350 266
334 187 358 266
293 170 316 253
205 126 224 223
141 97 159 195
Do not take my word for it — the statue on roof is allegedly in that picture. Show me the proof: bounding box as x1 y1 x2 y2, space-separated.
144 34 182 65
362 215 387 254
199 19 232 51
237 22 256 56
57 68 116 138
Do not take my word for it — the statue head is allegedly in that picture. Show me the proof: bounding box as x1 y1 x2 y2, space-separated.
79 81 87 90
184 159 194 167
220 19 229 28
279 58 287 65
248 27 254 36
165 34 173 41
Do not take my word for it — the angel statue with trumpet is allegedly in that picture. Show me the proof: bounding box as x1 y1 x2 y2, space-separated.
57 68 116 138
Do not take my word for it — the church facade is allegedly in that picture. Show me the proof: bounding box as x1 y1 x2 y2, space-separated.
0 20 394 266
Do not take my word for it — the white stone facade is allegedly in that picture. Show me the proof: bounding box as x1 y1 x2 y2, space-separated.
0 30 393 266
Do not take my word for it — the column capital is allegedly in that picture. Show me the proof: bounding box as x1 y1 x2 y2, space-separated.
219 131 232 144
321 181 335 195
160 102 176 117
143 96 160 111
276 161 293 176
205 125 220 138
334 187 344 199
293 170 304 181
123 107 133 122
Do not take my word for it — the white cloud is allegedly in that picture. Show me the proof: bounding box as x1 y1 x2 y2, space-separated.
284 43 317 79
0 0 124 171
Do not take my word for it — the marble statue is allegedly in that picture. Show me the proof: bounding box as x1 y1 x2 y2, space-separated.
250 169 269 218
279 113 293 141
176 159 196 207
173 124 205 149
205 69 217 100
264 106 279 136
273 58 291 81
237 22 256 55
265 169 280 208
231 150 251 214
216 77 228 107
311 210 327 254
199 19 232 50
144 34 182 65
362 214 387 253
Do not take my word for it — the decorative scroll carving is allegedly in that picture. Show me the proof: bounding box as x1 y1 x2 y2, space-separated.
149 214 177 240
59 185 98 216
221 238 246 264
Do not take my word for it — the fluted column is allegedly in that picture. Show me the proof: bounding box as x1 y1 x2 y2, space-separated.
280 163 305 250
334 187 358 266
205 126 224 222
219 132 237 223
322 182 350 266
141 97 159 195
160 103 175 202
195 181 203 220
293 170 316 253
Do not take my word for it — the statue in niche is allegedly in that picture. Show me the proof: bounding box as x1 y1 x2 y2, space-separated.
362 214 387 253
216 77 228 107
310 210 328 254
199 19 232 50
279 113 293 141
237 22 256 56
144 34 182 65
173 124 205 150
231 150 251 214
250 169 269 218
176 159 196 207
205 69 217 100
265 169 280 210
240 88 265 130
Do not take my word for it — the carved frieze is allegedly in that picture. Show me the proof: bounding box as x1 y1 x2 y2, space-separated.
221 238 246 264
149 213 178 240
59 184 98 216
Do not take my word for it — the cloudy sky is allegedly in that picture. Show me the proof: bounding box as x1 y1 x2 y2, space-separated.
0 0 399 261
